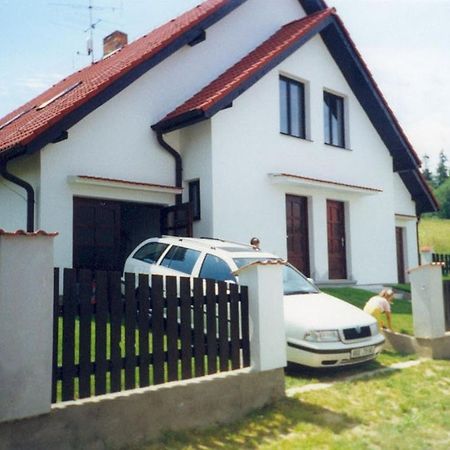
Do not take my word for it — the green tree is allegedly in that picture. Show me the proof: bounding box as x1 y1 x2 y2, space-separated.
421 154 435 187
435 177 450 219
435 150 449 187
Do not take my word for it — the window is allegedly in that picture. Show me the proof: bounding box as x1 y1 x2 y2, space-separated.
200 254 236 282
160 245 200 275
324 91 345 147
279 76 306 138
133 242 168 264
189 180 201 221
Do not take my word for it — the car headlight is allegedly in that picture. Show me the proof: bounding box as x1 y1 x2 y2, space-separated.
304 330 340 342
370 323 380 336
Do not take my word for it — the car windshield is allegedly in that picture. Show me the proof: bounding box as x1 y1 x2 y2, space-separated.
233 257 319 295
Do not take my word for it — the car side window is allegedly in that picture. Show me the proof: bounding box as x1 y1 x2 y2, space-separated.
199 254 236 282
133 242 169 264
160 246 200 275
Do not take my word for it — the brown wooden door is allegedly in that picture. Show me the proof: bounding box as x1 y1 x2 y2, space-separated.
73 198 121 271
286 195 310 276
161 202 193 237
396 227 406 284
327 200 347 279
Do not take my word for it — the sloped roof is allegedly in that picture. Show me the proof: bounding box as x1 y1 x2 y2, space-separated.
153 4 437 214
153 8 334 132
0 0 246 160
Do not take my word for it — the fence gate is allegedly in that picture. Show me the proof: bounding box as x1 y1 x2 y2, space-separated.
444 280 450 332
52 268 250 403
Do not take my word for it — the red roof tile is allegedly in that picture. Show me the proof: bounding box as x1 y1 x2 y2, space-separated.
155 8 334 128
0 0 239 157
0 229 58 237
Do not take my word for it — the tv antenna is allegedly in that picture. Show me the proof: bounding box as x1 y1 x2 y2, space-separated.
50 1 120 63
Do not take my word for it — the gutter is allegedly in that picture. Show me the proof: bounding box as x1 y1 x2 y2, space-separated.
155 131 183 205
0 161 35 232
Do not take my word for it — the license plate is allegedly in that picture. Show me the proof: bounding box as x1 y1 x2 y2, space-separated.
351 346 375 358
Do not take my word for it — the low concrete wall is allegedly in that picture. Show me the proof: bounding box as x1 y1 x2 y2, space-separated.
0 368 284 450
383 330 450 359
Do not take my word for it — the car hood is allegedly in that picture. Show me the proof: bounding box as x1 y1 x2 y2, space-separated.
284 292 375 333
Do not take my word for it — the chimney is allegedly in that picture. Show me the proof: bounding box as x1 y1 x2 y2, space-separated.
103 30 128 57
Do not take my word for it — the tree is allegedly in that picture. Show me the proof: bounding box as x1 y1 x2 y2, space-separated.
435 150 449 187
421 154 435 187
435 177 450 219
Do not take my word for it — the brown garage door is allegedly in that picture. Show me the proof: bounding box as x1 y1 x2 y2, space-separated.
327 200 347 280
73 198 121 271
286 195 310 276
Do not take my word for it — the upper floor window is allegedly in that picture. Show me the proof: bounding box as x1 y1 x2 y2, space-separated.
280 76 306 139
324 91 345 147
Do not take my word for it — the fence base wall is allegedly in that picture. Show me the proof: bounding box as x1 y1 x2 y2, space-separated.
383 330 450 359
0 368 285 450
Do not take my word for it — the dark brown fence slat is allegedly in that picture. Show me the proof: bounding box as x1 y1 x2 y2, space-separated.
138 274 150 387
78 269 93 399
444 280 450 332
193 278 205 377
94 271 108 395
240 285 250 367
229 283 240 370
109 271 123 393
180 277 192 380
152 275 165 385
217 281 229 372
52 268 60 403
166 276 179 382
124 273 137 390
62 268 76 402
206 279 218 375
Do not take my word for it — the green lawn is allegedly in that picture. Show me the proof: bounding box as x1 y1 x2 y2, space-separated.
419 217 450 253
134 359 450 450
322 287 414 335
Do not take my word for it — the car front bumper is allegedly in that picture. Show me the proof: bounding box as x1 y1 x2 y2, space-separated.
286 335 386 368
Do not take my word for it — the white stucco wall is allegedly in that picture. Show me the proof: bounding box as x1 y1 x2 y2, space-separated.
0 153 40 232
199 34 416 284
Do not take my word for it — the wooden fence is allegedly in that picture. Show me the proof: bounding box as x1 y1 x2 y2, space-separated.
444 280 450 332
432 253 450 276
52 268 250 403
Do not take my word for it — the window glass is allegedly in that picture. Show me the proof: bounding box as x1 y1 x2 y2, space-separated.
160 245 200 274
280 76 305 138
200 254 236 282
324 91 345 147
133 242 168 264
189 180 201 221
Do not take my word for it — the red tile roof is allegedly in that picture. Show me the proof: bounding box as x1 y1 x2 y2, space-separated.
0 0 240 157
154 8 334 129
0 229 58 237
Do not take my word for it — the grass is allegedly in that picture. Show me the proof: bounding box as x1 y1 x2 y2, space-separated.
322 287 414 335
134 359 450 450
419 217 450 253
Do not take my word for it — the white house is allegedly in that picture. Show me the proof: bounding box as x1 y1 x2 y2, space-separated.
0 0 437 285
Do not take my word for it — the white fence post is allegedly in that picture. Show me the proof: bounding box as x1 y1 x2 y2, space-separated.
0 230 57 422
409 263 446 339
235 261 286 372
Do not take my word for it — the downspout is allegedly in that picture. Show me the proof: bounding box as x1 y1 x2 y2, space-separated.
156 131 183 205
0 161 35 232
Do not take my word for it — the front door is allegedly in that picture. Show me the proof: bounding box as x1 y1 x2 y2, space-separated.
286 195 310 276
327 200 347 279
396 227 406 284
73 197 121 271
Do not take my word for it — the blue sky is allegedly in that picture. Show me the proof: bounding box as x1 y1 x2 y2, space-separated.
0 0 448 169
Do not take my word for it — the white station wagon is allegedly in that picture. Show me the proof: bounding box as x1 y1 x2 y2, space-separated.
124 236 385 368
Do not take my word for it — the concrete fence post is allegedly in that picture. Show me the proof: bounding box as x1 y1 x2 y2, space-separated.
409 263 445 339
419 246 433 265
0 230 57 423
235 261 287 372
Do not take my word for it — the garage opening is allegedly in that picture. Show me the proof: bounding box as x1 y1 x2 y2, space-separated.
73 197 163 272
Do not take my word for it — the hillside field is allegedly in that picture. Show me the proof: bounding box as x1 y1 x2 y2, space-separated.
419 217 450 253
